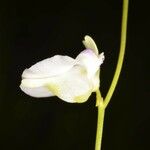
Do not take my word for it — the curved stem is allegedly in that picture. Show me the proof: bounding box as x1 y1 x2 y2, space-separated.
104 0 129 108
95 1 129 150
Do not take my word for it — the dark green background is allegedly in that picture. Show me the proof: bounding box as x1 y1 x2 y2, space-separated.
0 0 149 150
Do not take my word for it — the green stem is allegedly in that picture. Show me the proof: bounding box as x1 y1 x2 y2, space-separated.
104 0 129 108
95 1 129 150
95 98 105 150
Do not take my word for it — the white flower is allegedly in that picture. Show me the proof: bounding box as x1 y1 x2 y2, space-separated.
20 36 104 103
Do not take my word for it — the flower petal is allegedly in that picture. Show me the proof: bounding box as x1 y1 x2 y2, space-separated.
20 86 54 98
22 55 76 79
45 65 93 103
99 52 105 66
76 49 101 78
91 70 100 92
20 78 54 97
82 35 99 55
20 65 93 103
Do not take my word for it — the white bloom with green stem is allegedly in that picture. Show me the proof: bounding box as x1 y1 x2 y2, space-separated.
20 0 129 149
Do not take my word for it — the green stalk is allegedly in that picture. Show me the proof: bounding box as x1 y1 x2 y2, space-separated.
95 105 105 150
95 1 129 150
104 0 129 108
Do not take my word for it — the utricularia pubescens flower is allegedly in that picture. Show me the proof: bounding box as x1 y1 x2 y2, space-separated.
20 36 104 103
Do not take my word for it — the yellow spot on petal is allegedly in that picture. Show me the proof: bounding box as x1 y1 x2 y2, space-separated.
74 91 92 103
79 68 87 75
46 84 60 96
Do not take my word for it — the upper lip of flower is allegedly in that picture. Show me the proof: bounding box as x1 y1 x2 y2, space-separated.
22 55 76 79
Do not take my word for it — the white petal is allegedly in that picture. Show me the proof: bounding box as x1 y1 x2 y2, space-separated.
22 55 76 79
76 49 101 78
20 65 93 103
91 70 100 92
99 52 105 65
82 35 99 55
20 78 49 88
20 78 54 97
45 65 93 103
20 86 54 98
